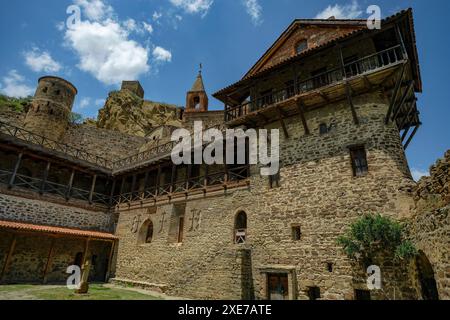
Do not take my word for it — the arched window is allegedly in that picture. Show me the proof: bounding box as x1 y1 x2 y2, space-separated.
234 211 247 244
138 219 154 244
193 96 201 110
295 40 308 54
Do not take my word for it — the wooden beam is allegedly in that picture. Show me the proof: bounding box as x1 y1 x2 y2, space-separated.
318 91 330 103
404 125 420 150
276 108 289 139
398 101 416 131
386 64 406 124
8 152 23 189
392 81 414 122
345 83 359 125
42 238 56 284
40 161 51 195
109 179 116 206
363 75 373 90
104 240 115 282
295 100 310 135
401 126 411 142
1 235 17 283
88 174 97 204
66 169 75 201
170 165 177 193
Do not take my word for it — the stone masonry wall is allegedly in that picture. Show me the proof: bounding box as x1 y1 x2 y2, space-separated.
62 124 147 162
0 193 113 232
114 91 417 300
407 150 450 299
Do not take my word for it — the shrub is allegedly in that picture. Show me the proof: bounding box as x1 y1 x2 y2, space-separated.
337 213 418 263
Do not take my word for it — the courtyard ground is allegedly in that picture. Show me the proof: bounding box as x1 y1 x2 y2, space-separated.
0 283 173 300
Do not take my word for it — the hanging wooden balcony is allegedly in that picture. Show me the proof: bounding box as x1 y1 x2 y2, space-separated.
225 45 407 126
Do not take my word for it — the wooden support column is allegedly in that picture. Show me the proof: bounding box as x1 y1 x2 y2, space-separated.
109 179 116 206
1 235 17 283
66 169 75 201
42 237 56 284
345 84 360 125
186 164 192 190
401 126 411 142
104 240 116 282
170 165 177 193
276 108 289 139
8 152 23 189
88 174 97 204
81 237 91 267
204 163 209 188
386 64 406 124
40 161 51 195
338 45 359 125
156 165 162 195
130 174 137 194
296 99 310 135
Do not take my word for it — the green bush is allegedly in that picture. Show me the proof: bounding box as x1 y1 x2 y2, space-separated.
337 213 418 263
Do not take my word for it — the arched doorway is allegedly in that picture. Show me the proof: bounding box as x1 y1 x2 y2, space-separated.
416 251 439 300
137 219 154 244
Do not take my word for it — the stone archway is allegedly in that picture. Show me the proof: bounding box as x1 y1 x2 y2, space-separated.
416 251 439 300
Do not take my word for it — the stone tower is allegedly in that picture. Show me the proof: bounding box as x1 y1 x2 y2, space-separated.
24 76 77 140
186 70 208 112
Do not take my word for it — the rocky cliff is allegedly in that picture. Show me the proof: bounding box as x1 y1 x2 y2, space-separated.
96 90 183 137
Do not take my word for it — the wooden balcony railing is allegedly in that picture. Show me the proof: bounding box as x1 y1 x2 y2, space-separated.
0 169 111 206
0 121 114 169
113 165 250 206
225 45 405 122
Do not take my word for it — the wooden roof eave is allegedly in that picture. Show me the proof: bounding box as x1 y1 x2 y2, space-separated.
213 8 422 102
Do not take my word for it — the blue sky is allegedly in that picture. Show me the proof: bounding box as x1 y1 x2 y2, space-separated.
0 0 449 179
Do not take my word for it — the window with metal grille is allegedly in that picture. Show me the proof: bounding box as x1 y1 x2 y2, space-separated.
355 289 371 300
350 146 368 177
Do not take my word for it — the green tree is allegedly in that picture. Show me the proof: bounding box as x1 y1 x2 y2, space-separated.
69 112 84 125
337 214 418 263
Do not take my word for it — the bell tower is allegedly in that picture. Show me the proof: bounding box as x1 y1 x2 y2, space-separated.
186 66 208 113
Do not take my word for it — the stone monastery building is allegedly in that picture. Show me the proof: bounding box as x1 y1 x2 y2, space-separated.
0 9 448 300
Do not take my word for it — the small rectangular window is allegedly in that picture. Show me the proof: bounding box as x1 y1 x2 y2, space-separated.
350 146 368 177
292 225 302 241
355 289 371 300
319 123 329 135
307 287 321 300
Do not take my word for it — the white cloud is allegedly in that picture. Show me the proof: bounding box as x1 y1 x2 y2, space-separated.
169 0 214 16
243 0 263 25
0 70 34 98
56 21 65 31
142 22 154 34
75 97 91 111
153 46 172 63
411 168 429 182
63 0 154 86
315 0 363 19
24 48 62 73
74 0 114 21
64 20 150 85
95 98 105 106
153 11 162 21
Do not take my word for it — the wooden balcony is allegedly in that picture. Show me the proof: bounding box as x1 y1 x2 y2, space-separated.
225 45 408 126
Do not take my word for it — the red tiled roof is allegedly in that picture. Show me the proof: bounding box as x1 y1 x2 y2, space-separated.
0 220 118 240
